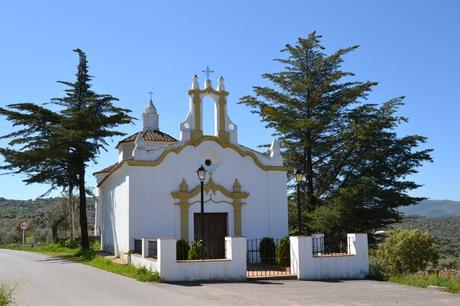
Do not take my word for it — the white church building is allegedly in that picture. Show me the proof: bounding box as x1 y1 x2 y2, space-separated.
94 74 289 257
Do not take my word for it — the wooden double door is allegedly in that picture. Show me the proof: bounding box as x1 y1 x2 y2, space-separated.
194 213 227 259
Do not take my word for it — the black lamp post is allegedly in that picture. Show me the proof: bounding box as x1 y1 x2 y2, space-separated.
196 165 207 259
294 169 303 235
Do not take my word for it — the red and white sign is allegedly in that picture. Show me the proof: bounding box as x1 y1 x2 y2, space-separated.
19 220 29 231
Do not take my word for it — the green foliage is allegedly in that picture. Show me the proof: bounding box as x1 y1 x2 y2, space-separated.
259 237 276 264
176 239 190 260
90 240 101 251
275 237 290 266
188 240 207 260
394 215 460 269
0 197 95 246
240 32 432 236
134 267 160 282
390 274 460 294
59 238 80 249
0 282 17 306
375 229 439 276
368 257 388 281
45 199 70 242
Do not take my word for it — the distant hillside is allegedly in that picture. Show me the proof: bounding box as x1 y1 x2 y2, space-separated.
0 197 95 244
399 199 460 217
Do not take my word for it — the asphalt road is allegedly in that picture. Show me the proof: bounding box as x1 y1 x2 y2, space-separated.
1 249 459 306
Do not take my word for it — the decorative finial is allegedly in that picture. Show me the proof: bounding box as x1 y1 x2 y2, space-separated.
269 138 282 162
148 91 154 101
179 178 189 192
191 74 200 90
233 179 241 193
217 76 225 91
201 65 214 80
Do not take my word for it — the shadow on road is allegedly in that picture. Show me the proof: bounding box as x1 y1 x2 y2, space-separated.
35 257 74 264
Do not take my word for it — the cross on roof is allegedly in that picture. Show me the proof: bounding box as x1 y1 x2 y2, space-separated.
201 65 214 80
148 91 154 100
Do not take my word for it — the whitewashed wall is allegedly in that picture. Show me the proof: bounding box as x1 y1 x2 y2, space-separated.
130 237 246 282
127 140 288 246
98 165 130 256
97 139 288 255
290 234 369 280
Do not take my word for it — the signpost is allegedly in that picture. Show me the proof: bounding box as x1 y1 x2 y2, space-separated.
18 220 29 245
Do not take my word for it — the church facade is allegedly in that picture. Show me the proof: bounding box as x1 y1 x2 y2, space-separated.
94 75 288 256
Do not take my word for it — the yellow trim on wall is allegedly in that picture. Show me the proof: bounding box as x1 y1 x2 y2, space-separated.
171 177 249 201
97 137 286 188
172 177 249 240
126 136 288 171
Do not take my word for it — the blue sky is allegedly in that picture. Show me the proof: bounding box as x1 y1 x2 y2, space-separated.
0 0 459 200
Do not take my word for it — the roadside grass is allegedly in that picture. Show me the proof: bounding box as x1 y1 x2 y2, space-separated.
389 274 460 293
0 281 18 306
1 243 159 283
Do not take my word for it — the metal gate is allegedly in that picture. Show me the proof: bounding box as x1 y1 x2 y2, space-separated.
246 238 295 279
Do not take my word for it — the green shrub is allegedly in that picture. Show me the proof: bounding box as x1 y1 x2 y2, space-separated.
134 267 160 282
275 237 290 266
0 282 17 306
58 238 79 249
188 240 207 260
375 229 439 276
176 239 190 260
90 240 101 251
368 258 388 280
260 237 276 264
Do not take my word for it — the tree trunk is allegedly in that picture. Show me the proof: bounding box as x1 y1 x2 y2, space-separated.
52 225 58 243
68 184 75 242
306 142 314 212
78 163 89 250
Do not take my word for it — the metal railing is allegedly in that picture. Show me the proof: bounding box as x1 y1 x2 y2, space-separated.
247 238 282 265
148 240 158 259
185 239 227 259
246 238 292 278
312 236 353 256
133 239 142 254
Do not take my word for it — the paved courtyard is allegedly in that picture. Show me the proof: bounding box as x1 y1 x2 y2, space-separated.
1 249 459 305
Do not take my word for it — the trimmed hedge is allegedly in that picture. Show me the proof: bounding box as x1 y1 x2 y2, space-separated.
260 237 276 264
176 239 190 260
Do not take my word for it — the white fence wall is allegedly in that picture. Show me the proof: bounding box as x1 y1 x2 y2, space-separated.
290 234 369 280
130 237 246 282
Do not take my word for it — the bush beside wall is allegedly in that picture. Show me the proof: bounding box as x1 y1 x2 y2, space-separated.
260 237 276 264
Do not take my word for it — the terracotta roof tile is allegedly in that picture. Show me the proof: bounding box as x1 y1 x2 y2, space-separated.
116 130 177 148
93 162 119 174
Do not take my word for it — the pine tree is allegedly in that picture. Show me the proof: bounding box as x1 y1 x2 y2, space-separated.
0 103 74 194
0 103 78 242
240 32 432 234
51 49 133 249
